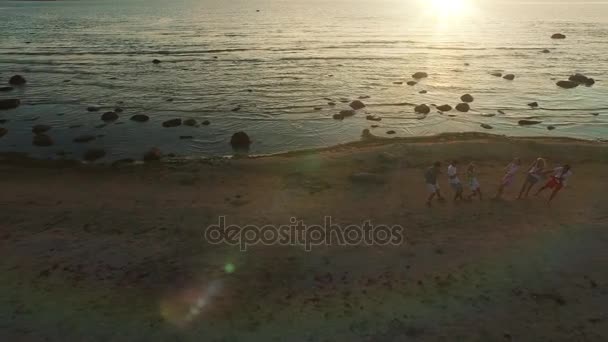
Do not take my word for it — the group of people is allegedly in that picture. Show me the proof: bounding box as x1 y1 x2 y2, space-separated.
424 157 573 207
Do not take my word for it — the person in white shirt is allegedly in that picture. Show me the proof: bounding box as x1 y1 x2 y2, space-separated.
518 157 546 199
447 160 464 201
494 157 521 199
535 164 573 203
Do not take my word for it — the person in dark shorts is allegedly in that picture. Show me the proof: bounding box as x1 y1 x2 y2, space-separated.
425 162 444 207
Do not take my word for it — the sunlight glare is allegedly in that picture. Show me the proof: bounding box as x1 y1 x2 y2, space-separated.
427 0 473 16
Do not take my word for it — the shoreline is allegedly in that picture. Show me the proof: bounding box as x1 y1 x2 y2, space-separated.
1 132 607 168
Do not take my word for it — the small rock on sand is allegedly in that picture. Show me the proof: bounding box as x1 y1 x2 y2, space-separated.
143 147 162 161
130 114 149 122
230 131 251 149
9 75 26 86
460 94 474 103
32 124 51 134
83 149 106 161
162 118 182 127
412 72 428 79
455 103 470 112
0 99 20 110
518 120 542 126
436 105 452 112
349 100 366 110
415 104 430 114
33 134 53 147
503 74 515 80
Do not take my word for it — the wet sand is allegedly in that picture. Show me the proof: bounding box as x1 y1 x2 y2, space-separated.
1 133 608 341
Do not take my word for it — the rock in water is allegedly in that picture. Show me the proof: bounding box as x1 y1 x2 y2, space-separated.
366 115 381 121
335 109 356 120
556 80 579 89
183 118 197 126
32 124 51 134
0 128 7 138
419 90 428 94
542 49 551 53
73 135 96 143
503 74 515 80
130 114 149 122
33 134 53 147
407 81 417 86
143 147 162 161
460 94 474 103
0 86 13 92
152 59 161 64
84 149 106 161
518 120 542 126
551 33 566 39
162 118 182 127
491 72 503 77
230 131 251 149
569 73 589 84
9 75 26 85
414 104 430 114
87 106 100 112
412 72 428 79
528 102 539 108
202 120 210 126
455 103 470 112
101 111 118 121
0 99 20 110
349 100 366 110
480 124 493 129
547 126 556 130
386 130 396 135
436 105 452 112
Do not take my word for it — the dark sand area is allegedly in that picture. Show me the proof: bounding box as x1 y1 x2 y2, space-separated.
1 133 608 341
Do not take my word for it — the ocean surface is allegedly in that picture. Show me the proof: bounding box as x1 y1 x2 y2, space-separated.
1 0 607 160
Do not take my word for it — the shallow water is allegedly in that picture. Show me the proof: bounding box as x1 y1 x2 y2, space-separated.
1 0 607 160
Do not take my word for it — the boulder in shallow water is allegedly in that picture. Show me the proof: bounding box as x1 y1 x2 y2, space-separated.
436 105 452 112
569 73 589 84
143 147 162 161
101 111 118 121
551 33 566 39
386 130 396 135
518 120 542 126
202 120 210 126
0 99 20 110
73 134 96 143
547 126 556 130
335 109 356 119
407 81 417 86
455 103 470 112
542 49 551 53
84 148 106 161
130 114 149 122
412 72 428 79
460 94 474 103
230 131 251 150
480 124 493 129
419 90 428 94
414 104 430 114
556 80 578 89
585 78 595 86
152 59 161 64
162 118 182 127
503 74 515 80
33 134 53 147
32 124 51 134
528 102 539 108
393 81 403 85
9 75 26 86
183 118 197 126
0 86 13 92
87 106 100 112
491 72 502 77
366 115 382 121
349 100 366 110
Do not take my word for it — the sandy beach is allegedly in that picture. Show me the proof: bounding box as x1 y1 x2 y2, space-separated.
1 133 607 341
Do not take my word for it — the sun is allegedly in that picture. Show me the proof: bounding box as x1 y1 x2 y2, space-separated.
427 0 473 16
